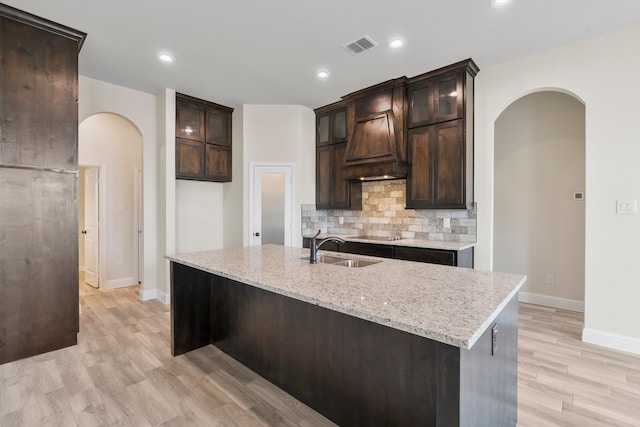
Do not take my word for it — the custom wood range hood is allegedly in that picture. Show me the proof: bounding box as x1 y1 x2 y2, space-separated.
341 77 408 180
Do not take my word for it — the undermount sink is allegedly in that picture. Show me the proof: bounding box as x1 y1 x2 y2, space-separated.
298 254 381 268
332 259 381 268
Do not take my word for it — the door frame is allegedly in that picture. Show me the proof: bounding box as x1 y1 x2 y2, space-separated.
248 162 295 246
80 162 107 289
133 166 143 285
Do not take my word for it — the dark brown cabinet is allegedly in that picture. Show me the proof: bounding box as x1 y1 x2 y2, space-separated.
406 60 478 209
175 93 233 182
302 238 473 268
408 72 464 128
394 246 473 268
0 4 86 364
315 102 361 210
338 241 394 258
407 119 466 208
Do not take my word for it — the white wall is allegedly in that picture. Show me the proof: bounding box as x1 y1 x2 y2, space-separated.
79 113 142 288
78 168 85 270
494 92 585 311
79 76 158 298
475 24 640 353
176 180 224 251
155 88 175 303
241 105 316 247
223 106 245 249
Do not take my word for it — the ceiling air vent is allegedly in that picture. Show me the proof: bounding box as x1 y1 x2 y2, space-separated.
343 35 378 55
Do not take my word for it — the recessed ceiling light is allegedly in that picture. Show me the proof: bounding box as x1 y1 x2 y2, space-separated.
317 70 329 79
490 0 513 7
159 53 174 63
388 38 405 49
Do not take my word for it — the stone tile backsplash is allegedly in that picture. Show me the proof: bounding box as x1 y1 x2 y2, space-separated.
302 179 477 242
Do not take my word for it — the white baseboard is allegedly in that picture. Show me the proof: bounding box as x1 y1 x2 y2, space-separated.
140 288 170 305
583 328 640 356
104 276 137 290
518 291 584 312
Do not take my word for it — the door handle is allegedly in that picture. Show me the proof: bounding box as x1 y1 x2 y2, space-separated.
254 232 260 237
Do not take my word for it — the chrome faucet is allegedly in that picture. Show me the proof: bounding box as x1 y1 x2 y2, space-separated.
309 230 345 264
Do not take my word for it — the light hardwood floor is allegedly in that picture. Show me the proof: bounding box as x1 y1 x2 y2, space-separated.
0 279 639 426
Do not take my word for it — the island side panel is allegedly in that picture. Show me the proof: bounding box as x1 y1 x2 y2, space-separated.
209 273 449 426
170 262 213 355
459 294 519 427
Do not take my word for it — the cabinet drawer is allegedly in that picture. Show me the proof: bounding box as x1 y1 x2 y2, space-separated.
394 247 455 266
339 242 393 258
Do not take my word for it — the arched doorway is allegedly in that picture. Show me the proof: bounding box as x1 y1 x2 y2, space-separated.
493 91 585 311
78 113 143 290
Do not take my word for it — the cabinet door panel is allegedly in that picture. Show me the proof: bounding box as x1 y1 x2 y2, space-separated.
434 120 464 206
176 138 204 179
407 127 433 207
316 146 331 208
433 74 463 123
408 84 432 128
317 115 330 146
176 100 205 141
332 142 350 208
205 109 230 146
334 109 347 142
205 144 231 182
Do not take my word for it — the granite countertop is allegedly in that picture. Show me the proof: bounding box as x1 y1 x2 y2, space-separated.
303 234 475 251
166 245 525 350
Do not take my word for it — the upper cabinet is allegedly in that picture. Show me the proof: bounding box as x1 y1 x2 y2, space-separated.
408 72 464 128
405 60 478 209
313 59 478 210
317 106 347 147
175 93 233 182
314 102 361 210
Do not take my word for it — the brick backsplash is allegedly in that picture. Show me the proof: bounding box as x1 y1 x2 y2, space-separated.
302 179 477 242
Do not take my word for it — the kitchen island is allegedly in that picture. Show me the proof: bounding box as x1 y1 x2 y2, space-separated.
167 245 526 426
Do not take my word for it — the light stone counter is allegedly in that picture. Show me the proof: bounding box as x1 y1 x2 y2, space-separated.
166 245 525 349
303 234 475 251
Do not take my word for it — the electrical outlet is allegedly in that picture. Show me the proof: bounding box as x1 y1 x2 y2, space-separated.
491 324 498 356
546 274 555 286
339 216 344 225
118 261 124 269
443 218 451 228
616 200 638 214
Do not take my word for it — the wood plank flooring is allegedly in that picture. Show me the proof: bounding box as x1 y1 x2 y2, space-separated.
517 303 640 426
1 278 639 426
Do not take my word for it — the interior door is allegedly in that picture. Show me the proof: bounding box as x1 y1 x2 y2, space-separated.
84 167 99 288
250 165 293 246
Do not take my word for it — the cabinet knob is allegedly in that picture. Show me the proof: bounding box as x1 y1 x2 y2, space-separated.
254 232 260 237
81 230 87 234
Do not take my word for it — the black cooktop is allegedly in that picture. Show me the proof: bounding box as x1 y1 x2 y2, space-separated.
352 235 404 242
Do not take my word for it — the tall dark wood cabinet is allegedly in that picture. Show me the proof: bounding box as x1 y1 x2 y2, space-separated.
314 102 361 210
0 4 86 364
176 93 233 182
406 60 478 209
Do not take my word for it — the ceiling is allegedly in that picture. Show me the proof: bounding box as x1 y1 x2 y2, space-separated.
5 0 640 109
